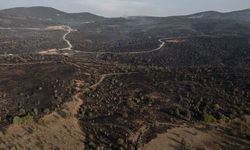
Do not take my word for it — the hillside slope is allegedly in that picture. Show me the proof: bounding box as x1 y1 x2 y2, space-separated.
0 6 104 25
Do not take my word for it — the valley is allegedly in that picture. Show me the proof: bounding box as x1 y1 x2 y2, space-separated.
0 6 250 150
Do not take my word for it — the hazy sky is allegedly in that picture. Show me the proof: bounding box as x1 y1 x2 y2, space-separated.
0 0 249 17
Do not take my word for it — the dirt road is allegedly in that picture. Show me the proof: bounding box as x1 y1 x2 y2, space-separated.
61 26 74 51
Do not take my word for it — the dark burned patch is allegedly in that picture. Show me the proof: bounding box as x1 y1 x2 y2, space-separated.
0 30 67 54
78 66 250 149
0 62 78 129
100 36 250 68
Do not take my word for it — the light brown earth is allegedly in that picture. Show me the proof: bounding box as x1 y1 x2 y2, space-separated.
143 117 250 150
143 125 219 150
0 80 85 150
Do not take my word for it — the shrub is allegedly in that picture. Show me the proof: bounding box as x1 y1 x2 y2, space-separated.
122 112 128 118
13 116 22 124
213 104 220 111
32 108 39 116
186 111 192 120
203 114 216 123
13 115 34 125
218 113 230 123
43 108 50 114
117 138 124 145
58 110 70 118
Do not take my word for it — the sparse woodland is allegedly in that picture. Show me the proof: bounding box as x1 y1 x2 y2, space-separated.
0 7 250 150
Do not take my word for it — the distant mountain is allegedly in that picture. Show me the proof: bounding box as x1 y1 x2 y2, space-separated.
0 12 55 27
187 11 222 19
187 9 250 21
1 7 250 35
0 6 104 25
225 9 250 21
119 9 250 37
1 6 250 27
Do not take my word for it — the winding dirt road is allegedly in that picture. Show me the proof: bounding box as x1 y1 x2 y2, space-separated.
77 37 186 55
61 26 74 51
78 38 167 55
0 25 75 55
90 72 138 90
1 25 177 56
0 70 138 149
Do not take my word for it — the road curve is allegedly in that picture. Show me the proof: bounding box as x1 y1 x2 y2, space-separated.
61 26 74 51
0 25 170 56
77 38 167 55
90 72 138 90
0 25 75 53
77 37 187 55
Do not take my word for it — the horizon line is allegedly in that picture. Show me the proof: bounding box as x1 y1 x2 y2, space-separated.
0 6 250 18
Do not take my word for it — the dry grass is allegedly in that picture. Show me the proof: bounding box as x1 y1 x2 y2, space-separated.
0 80 85 150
